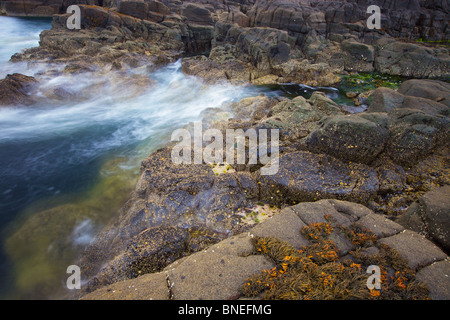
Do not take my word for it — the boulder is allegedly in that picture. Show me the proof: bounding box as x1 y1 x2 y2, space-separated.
0 73 38 106
165 233 274 300
397 185 450 253
366 87 405 113
398 79 450 108
182 3 214 26
386 108 450 167
341 40 375 73
303 113 390 165
367 83 449 116
378 230 447 270
374 38 450 79
258 151 380 205
416 260 450 300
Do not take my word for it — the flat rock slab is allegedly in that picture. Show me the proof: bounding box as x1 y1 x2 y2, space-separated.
164 233 274 300
81 272 169 300
355 213 404 238
251 208 309 249
288 199 371 226
82 200 450 300
379 230 447 270
416 259 450 300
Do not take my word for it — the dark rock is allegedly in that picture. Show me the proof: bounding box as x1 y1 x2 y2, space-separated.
84 225 223 291
303 113 390 165
258 151 380 205
0 73 38 106
374 38 450 79
182 3 213 26
386 108 449 167
341 40 375 73
398 79 450 108
119 1 150 20
397 185 450 253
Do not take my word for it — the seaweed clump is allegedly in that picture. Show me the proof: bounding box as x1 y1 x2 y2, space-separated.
240 218 429 300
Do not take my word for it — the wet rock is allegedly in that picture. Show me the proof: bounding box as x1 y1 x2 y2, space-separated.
0 73 38 106
258 151 380 205
303 113 390 165
78 145 258 289
386 108 450 167
84 225 223 292
376 164 407 194
397 185 450 253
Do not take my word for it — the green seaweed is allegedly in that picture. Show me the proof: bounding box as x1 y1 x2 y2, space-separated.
338 72 405 96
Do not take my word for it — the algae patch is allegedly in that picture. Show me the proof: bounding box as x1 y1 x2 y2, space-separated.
241 218 429 300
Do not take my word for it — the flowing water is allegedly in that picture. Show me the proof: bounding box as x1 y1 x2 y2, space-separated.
0 16 350 299
0 16 267 299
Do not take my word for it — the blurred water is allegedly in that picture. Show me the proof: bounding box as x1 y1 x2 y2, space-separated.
0 16 52 77
0 16 263 298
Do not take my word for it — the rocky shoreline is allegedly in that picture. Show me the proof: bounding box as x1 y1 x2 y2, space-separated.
0 0 449 300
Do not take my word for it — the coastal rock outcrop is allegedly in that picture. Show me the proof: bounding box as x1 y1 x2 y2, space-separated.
6 0 449 87
0 73 38 106
2 0 449 302
81 199 450 300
